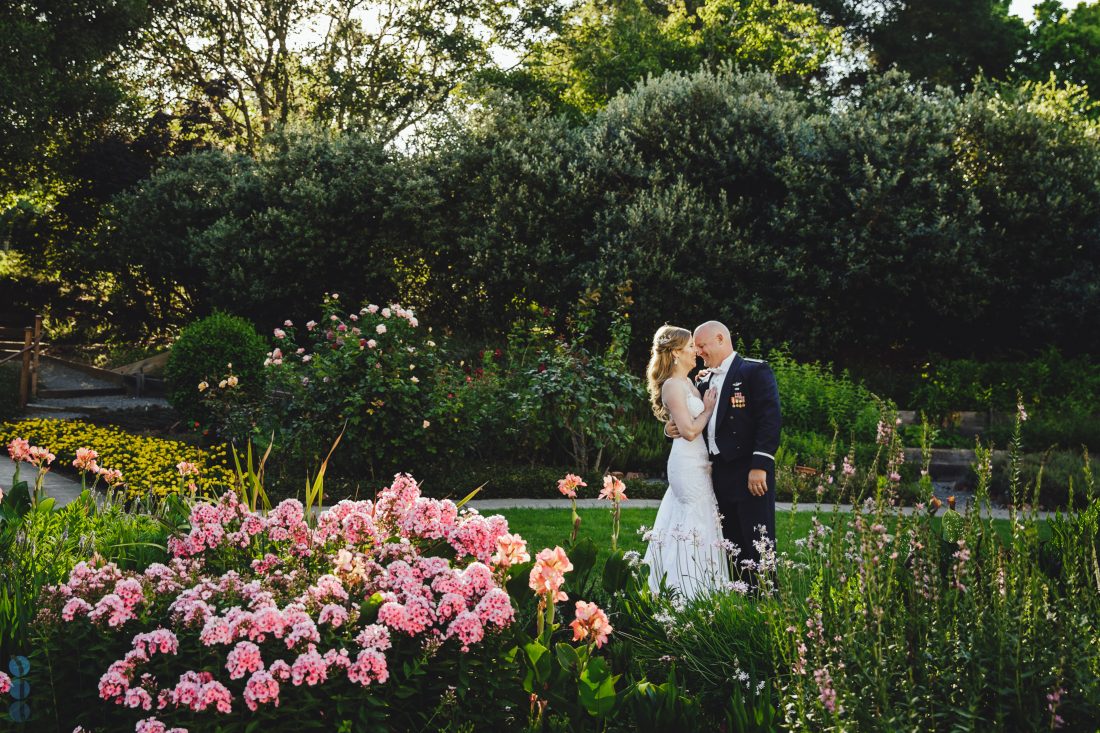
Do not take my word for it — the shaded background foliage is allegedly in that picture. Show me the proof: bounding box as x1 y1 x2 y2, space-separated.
39 64 1100 370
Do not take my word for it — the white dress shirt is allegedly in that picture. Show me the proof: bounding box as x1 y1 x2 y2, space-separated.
706 351 737 455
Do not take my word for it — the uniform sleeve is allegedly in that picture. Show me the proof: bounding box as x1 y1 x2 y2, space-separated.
750 363 781 471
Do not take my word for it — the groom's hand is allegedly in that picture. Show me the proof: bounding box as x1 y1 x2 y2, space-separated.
748 469 768 497
665 420 681 439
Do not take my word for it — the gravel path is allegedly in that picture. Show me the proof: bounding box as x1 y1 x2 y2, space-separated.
37 360 117 391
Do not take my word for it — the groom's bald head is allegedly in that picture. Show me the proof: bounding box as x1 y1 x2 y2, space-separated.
694 321 733 368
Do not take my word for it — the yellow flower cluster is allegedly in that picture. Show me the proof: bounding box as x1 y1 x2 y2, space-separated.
0 418 234 498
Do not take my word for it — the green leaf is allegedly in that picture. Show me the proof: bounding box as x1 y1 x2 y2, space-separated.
578 657 620 718
555 641 581 671
603 549 629 594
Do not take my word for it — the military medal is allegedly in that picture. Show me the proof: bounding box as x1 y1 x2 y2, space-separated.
731 389 746 408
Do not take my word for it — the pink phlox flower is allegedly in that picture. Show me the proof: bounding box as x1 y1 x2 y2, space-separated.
134 717 180 733
290 649 329 687
267 659 292 682
62 597 93 621
458 562 496 601
250 553 281 574
284 615 320 649
435 592 467 622
474 588 515 628
318 603 349 628
305 574 349 606
114 578 145 609
132 629 179 657
448 514 500 563
124 686 154 710
355 624 392 652
226 641 265 680
243 670 280 711
90 593 136 627
445 610 484 651
98 667 131 702
269 499 305 528
195 680 233 713
323 648 352 671
557 473 586 498
198 616 232 646
347 649 389 686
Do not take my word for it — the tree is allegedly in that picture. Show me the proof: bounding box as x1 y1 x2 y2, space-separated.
132 0 561 149
1020 0 1100 104
806 0 1028 91
0 0 150 195
520 0 843 114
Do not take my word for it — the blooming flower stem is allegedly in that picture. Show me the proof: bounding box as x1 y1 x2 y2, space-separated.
611 499 621 551
569 499 580 544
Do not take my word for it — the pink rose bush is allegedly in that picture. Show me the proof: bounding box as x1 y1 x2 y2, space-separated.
202 294 443 479
34 474 528 731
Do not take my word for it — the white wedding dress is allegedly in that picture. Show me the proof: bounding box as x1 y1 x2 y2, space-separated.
644 382 730 599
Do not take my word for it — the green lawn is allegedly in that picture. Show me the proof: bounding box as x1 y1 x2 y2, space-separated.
493 507 1049 569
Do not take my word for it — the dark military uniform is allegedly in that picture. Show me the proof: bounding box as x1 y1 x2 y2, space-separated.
698 354 781 579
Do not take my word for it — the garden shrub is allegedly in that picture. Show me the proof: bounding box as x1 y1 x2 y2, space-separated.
20 476 626 732
204 295 443 480
164 311 268 423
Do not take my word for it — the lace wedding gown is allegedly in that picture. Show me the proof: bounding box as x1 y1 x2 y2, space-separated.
643 386 730 599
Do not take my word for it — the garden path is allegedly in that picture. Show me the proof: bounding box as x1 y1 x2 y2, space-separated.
466 497 1052 520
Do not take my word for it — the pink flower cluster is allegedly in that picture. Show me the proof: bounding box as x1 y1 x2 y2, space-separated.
7 437 54 466
570 600 613 648
529 546 573 603
599 475 627 502
70 446 125 486
40 473 527 728
0 671 10 695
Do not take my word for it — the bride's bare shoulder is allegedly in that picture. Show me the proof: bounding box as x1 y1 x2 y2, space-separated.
661 377 694 401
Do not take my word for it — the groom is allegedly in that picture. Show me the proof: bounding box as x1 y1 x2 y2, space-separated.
667 321 781 583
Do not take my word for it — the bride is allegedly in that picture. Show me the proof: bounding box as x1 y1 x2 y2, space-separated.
642 325 729 598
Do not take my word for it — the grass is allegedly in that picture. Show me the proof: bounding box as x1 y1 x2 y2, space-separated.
494 506 1050 570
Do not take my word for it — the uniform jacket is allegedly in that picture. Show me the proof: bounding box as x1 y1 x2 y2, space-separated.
698 354 781 472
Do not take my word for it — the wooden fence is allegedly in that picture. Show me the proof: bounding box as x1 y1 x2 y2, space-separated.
0 316 45 408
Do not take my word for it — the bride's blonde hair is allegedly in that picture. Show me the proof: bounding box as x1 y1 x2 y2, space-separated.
647 325 691 422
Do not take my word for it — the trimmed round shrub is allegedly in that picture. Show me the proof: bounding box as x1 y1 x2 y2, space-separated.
164 312 267 422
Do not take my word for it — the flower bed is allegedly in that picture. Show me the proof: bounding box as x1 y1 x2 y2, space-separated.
0 419 233 497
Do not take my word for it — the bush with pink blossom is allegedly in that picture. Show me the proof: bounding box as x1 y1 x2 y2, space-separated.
27 474 536 731
203 294 443 481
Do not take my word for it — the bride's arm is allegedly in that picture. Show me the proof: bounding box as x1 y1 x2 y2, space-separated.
661 380 715 442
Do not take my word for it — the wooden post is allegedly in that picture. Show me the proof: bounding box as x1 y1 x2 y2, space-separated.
31 314 42 398
19 327 32 409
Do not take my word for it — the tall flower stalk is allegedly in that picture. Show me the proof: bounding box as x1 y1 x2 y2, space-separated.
557 474 587 544
599 474 627 550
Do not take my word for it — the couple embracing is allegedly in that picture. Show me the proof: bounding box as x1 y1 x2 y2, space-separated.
642 321 781 598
